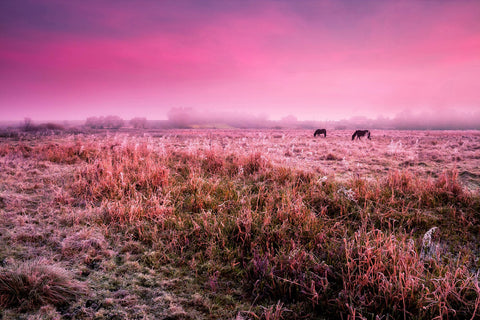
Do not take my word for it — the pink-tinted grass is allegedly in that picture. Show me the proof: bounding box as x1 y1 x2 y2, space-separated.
1 129 479 318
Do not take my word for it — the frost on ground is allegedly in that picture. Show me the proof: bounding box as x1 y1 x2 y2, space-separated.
141 129 480 189
0 129 479 319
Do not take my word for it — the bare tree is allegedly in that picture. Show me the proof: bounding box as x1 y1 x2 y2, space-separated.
104 116 124 129
167 107 193 128
23 117 33 131
85 117 103 129
130 117 147 129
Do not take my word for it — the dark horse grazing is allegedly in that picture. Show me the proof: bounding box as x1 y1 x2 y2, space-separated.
352 130 371 140
314 129 326 137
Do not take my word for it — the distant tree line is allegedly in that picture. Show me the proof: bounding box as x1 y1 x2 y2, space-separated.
130 117 147 129
85 116 124 129
83 116 148 129
22 108 476 131
22 117 65 132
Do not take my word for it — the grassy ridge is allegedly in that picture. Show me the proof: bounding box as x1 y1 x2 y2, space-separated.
1 136 480 319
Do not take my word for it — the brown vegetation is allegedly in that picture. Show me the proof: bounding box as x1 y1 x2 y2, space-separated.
0 260 86 310
0 129 479 319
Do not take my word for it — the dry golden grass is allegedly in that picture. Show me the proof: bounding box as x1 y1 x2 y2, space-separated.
0 129 479 319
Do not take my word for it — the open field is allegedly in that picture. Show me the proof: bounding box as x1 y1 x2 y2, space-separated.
138 129 480 187
1 129 480 319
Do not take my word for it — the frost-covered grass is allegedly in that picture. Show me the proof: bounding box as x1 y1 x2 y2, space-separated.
0 129 479 319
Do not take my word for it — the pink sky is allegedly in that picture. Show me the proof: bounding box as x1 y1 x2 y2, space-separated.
1 0 479 122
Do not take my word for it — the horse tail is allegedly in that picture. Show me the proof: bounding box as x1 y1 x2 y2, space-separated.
368 131 371 139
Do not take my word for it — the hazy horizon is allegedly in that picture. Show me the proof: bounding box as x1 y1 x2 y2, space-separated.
1 0 479 123
2 108 480 131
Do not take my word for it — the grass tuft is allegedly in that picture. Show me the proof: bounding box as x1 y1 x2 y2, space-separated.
0 260 86 311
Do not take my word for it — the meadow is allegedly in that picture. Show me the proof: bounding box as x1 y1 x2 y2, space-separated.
0 129 479 319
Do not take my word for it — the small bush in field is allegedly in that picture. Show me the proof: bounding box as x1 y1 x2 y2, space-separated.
243 152 268 175
325 153 339 161
435 169 464 199
202 150 225 174
0 260 86 310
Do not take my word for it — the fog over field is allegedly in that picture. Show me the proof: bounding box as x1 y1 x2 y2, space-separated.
164 108 480 130
2 108 480 131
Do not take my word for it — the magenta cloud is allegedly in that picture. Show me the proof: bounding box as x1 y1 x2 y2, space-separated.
1 0 479 122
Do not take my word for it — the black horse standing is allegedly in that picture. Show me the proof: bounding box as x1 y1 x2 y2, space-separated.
352 130 371 140
314 129 326 137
